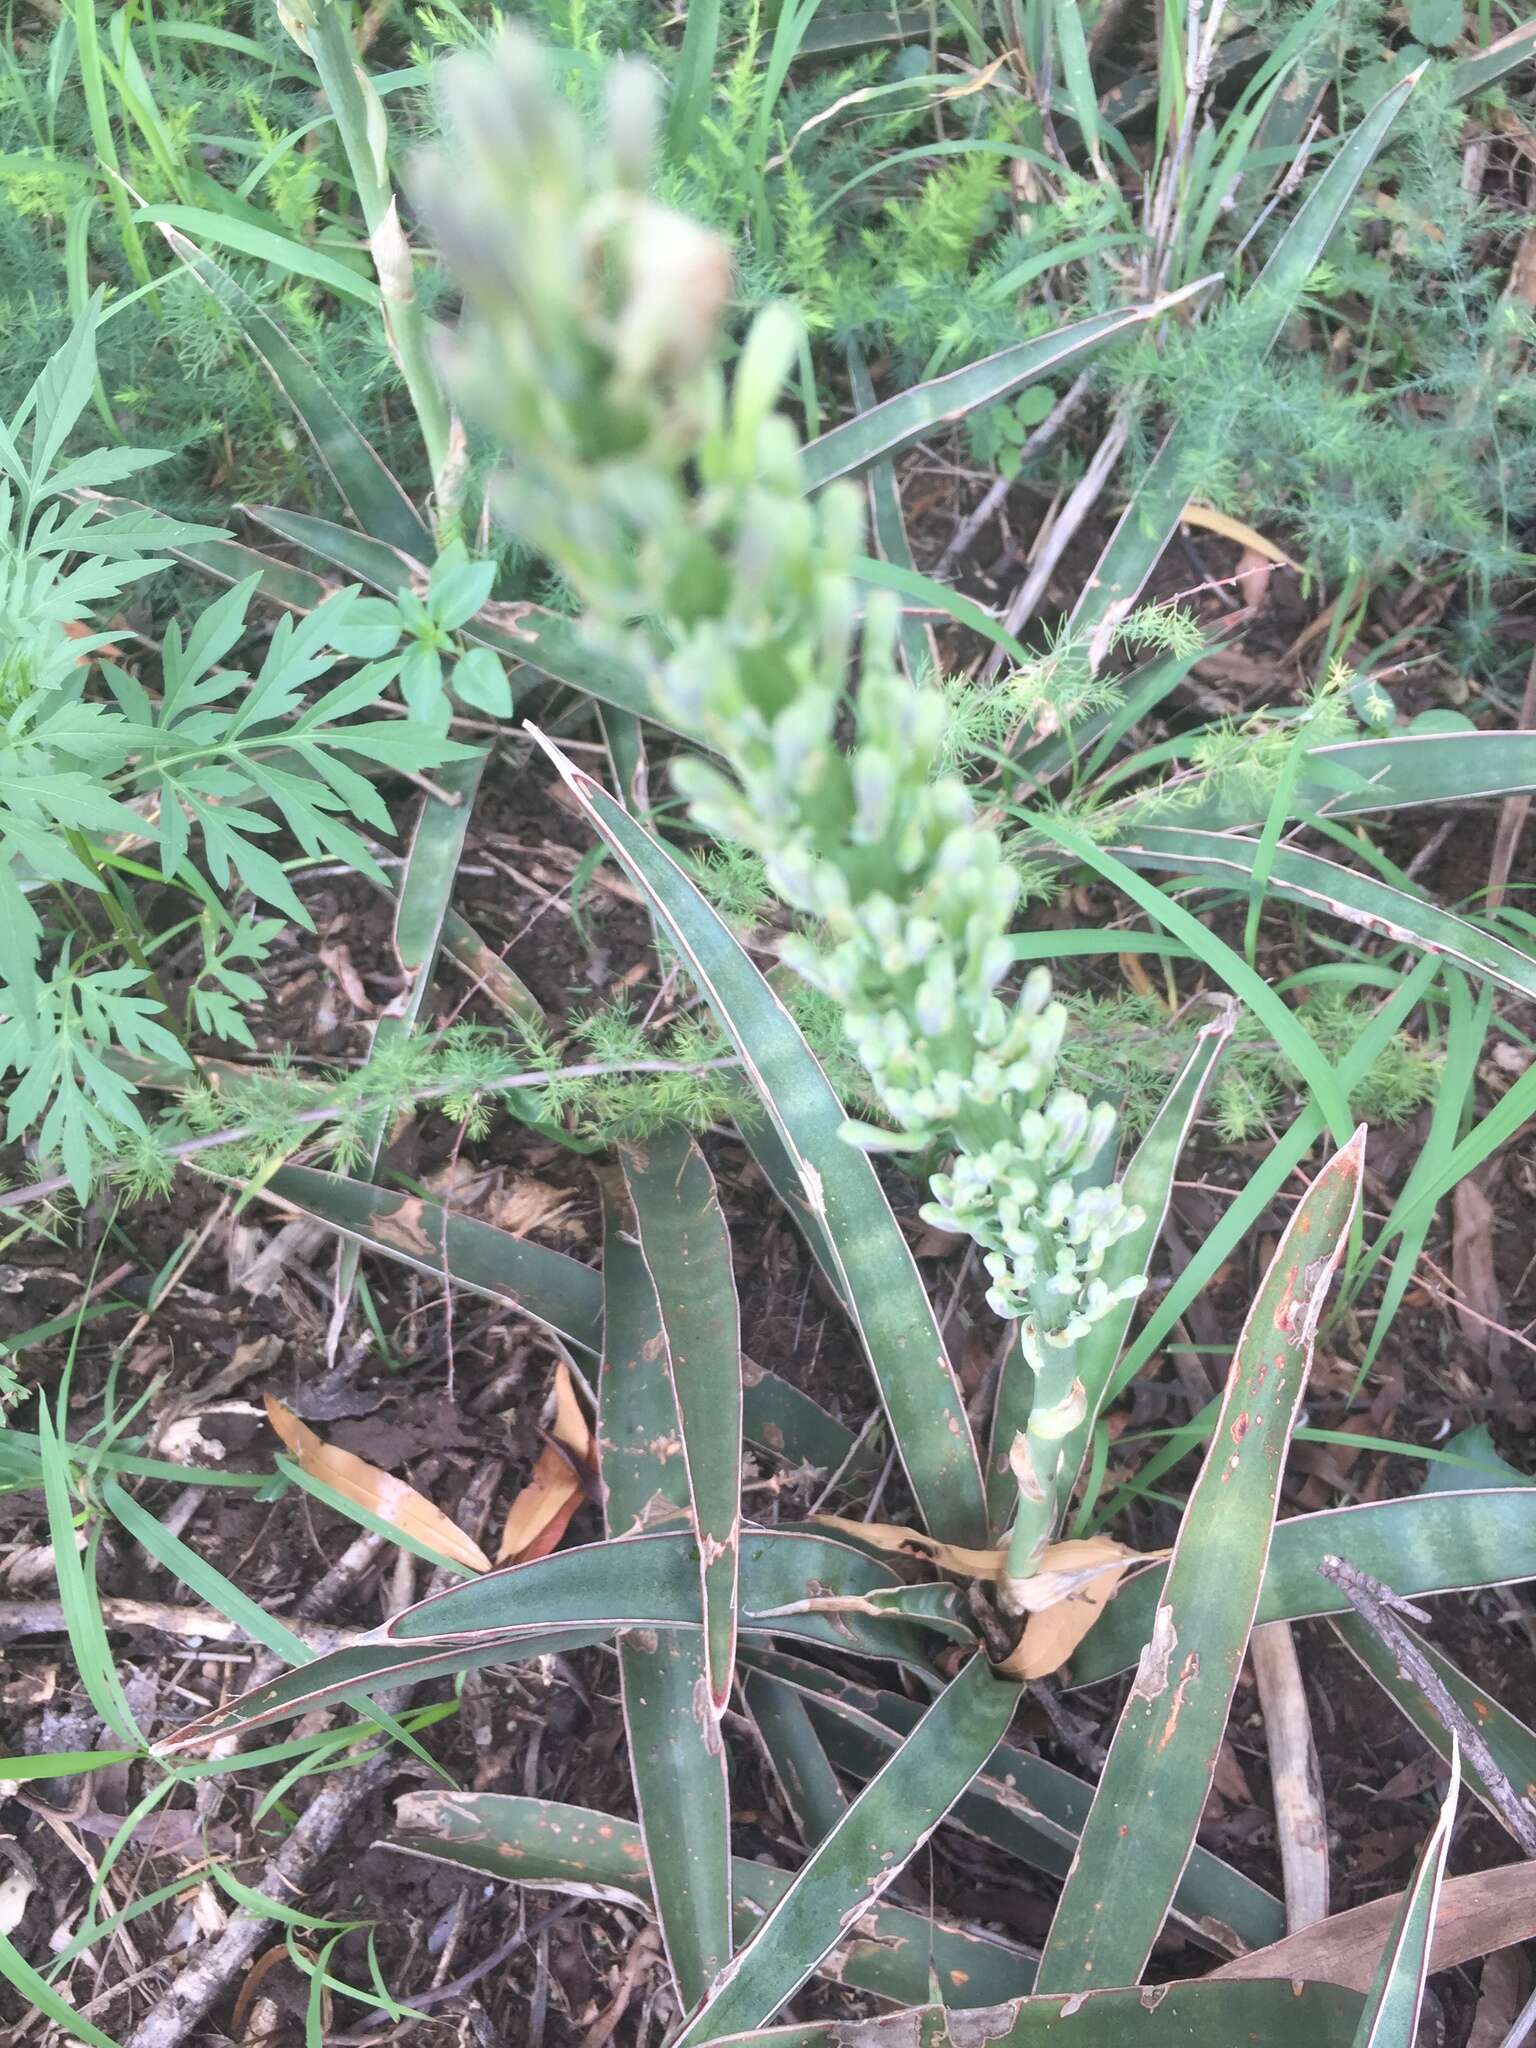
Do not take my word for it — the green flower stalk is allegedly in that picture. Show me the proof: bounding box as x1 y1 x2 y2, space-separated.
417 34 1147 1592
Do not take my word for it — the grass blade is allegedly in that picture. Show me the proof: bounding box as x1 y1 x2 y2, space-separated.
1109 824 1536 1003
154 223 430 556
1036 1129 1365 1993
685 1980 1368 2048
988 1000 1236 1527
533 730 989 1546
666 0 722 160
1028 812 1356 1140
134 203 381 304
803 297 1205 490
1350 1748 1458 2048
1074 1487 1536 1684
673 1656 1020 2047
392 1793 1039 2008
37 1404 140 1743
601 1170 733 2005
1093 956 1438 1414
1071 66 1420 653
623 1130 742 1714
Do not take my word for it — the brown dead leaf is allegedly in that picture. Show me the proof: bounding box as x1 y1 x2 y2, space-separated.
489 1176 584 1243
1000 1537 1153 1680
1453 1175 1508 1375
1213 1863 1536 1991
318 941 372 1015
811 1517 1156 1680
264 1396 490 1573
1119 950 1162 1005
1232 543 1276 613
1468 1947 1531 2048
812 1513 1005 1580
1212 1739 1254 1806
498 1363 596 1564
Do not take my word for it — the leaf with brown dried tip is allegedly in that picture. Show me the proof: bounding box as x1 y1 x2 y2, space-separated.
264 1396 491 1574
498 1364 595 1564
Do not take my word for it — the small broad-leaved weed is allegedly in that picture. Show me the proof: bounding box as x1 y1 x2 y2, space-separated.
0 297 474 1196
329 541 513 728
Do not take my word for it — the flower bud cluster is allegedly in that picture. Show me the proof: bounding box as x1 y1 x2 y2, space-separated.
423 32 1145 1339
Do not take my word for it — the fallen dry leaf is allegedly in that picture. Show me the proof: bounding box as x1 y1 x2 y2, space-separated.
999 1537 1153 1679
498 1362 595 1564
1452 1175 1508 1376
490 1176 584 1242
1182 503 1299 569
318 941 372 1015
1212 1862 1536 1991
264 1395 490 1573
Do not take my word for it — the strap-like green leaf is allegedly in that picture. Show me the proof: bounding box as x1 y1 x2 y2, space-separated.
162 1528 969 1748
1036 1130 1364 1992
601 1170 733 2006
266 1165 604 1352
743 1671 850 1847
1075 1487 1536 1684
391 1793 1038 2009
155 224 430 556
328 750 488 1340
739 1644 1285 1955
803 297 1204 490
534 731 989 1546
688 1980 1369 2048
1350 1748 1458 2047
262 1168 863 1476
1109 826 1536 1003
1332 1615 1536 1844
1165 731 1536 830
1451 20 1536 97
674 1656 1021 2047
623 1130 742 1712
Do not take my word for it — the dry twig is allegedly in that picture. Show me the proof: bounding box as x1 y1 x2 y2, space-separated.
1317 1554 1536 1858
1250 1619 1329 1931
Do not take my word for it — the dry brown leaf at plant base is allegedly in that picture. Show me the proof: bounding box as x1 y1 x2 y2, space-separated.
811 1515 1159 1679
498 1361 596 1564
263 1396 491 1574
998 1537 1153 1679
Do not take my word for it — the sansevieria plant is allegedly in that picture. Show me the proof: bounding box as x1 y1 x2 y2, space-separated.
158 35 1536 2048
